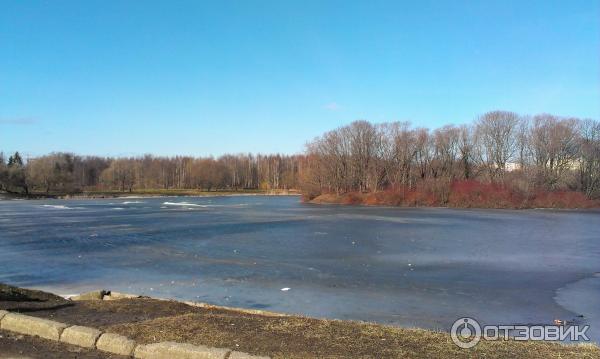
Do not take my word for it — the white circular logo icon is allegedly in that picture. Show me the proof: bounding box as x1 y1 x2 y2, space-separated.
451 317 482 348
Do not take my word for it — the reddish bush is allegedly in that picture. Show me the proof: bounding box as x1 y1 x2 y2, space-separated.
309 180 600 209
340 192 364 205
448 180 526 208
530 190 597 208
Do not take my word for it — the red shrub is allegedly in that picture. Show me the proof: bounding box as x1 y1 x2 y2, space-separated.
310 181 600 209
447 180 525 208
530 190 595 208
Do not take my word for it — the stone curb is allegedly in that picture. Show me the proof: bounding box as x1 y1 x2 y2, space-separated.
0 310 270 359
1 312 68 341
103 291 143 301
60 325 102 348
70 289 108 301
229 351 271 359
134 341 230 359
97 332 137 356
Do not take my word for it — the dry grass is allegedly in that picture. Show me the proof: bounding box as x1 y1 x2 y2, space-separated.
72 188 299 198
107 310 600 359
3 284 598 358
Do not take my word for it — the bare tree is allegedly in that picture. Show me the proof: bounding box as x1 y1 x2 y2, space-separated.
4 110 597 204
457 125 473 179
579 119 600 198
530 114 580 188
101 159 136 192
474 111 520 180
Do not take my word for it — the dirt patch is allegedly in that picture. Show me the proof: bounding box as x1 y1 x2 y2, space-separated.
107 312 600 359
0 283 71 312
12 298 201 329
0 283 202 328
0 329 125 359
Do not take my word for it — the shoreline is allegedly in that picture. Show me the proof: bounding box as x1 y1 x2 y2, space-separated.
0 190 301 201
307 199 600 212
308 191 600 210
3 190 599 211
1 283 598 358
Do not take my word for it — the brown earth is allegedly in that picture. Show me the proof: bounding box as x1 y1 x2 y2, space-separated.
1 283 599 359
0 330 125 359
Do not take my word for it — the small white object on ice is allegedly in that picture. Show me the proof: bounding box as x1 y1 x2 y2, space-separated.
408 263 412 266
281 287 291 291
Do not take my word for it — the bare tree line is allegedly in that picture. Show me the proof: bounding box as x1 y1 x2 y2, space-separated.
1 110 599 203
0 153 300 194
302 111 600 201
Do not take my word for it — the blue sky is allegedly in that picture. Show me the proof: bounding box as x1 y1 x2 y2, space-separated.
1 0 598 157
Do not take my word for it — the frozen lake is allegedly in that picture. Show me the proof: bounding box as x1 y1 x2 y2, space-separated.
0 196 598 341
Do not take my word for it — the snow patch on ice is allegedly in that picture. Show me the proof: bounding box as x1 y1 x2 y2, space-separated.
163 202 207 207
41 205 72 209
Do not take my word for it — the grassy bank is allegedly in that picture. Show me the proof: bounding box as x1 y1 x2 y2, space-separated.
76 188 299 198
1 284 598 358
1 188 300 200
